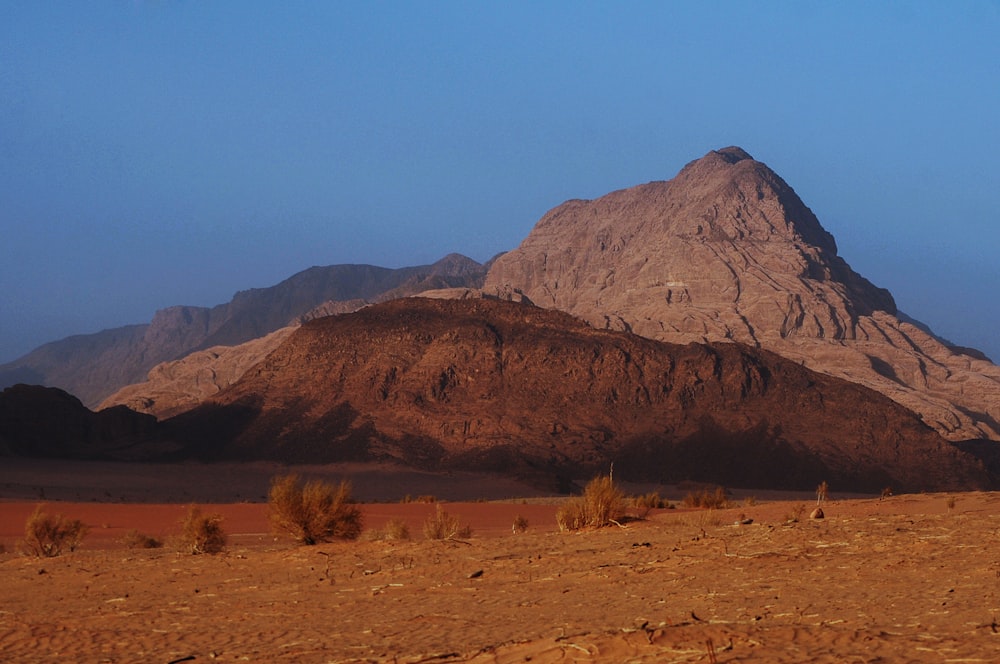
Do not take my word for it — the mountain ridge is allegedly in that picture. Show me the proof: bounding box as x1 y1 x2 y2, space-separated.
484 147 1000 441
157 297 986 493
0 254 488 407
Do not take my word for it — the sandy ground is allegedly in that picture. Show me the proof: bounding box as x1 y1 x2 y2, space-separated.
2 461 1000 662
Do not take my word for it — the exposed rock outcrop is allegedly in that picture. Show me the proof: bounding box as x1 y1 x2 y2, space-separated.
101 288 537 420
164 298 987 492
98 327 297 419
485 147 1000 441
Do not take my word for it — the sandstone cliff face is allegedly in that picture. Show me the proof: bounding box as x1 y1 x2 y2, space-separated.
165 298 987 492
485 148 1000 442
0 254 487 407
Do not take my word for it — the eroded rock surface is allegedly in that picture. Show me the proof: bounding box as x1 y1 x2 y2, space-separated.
164 298 986 492
98 327 297 419
485 147 1000 441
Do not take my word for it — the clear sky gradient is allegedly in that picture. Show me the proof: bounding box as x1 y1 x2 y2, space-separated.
2 2 998 363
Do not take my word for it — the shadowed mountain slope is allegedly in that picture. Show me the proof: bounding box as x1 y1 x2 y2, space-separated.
485 147 1000 442
164 297 987 493
0 384 157 459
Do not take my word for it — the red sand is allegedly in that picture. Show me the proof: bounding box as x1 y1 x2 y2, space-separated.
4 460 999 662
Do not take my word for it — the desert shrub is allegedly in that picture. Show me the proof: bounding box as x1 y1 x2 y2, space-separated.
816 481 829 505
21 505 89 557
366 518 411 541
268 474 363 545
122 529 163 549
180 505 227 554
383 518 410 540
556 475 625 531
631 491 668 518
423 505 472 540
512 514 529 533
401 494 437 504
682 486 731 509
784 503 807 524
556 500 587 532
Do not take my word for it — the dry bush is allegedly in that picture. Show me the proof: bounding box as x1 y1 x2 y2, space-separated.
784 503 807 524
180 505 227 554
268 474 363 545
555 500 587 532
682 486 731 509
366 518 411 541
631 491 668 518
423 505 472 540
816 481 829 505
122 529 163 550
383 518 410 540
556 475 625 531
401 494 437 504
512 514 529 533
21 505 88 557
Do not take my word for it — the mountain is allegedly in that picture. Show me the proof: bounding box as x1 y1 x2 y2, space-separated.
485 147 1000 442
98 289 532 420
161 297 986 493
0 254 488 408
98 327 298 420
0 384 157 458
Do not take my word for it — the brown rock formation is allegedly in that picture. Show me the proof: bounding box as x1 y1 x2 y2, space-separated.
0 254 487 407
101 289 537 420
0 384 157 458
98 327 297 420
485 147 1000 441
165 298 987 492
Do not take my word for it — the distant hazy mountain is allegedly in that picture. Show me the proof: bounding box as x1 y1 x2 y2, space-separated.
485 147 1000 442
0 254 488 407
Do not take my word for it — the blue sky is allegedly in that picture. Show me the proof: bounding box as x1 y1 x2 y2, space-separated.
1 1 998 363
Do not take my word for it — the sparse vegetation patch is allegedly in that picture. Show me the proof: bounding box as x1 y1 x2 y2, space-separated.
556 475 625 531
682 486 731 510
180 505 227 555
268 474 363 545
512 514 529 533
423 505 472 540
122 529 163 549
366 518 411 541
21 505 88 557
630 491 668 518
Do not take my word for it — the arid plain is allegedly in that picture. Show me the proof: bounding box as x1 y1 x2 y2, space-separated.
3 460 1000 662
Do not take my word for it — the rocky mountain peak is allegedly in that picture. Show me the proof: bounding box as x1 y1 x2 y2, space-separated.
487 147 894 343
713 146 755 163
485 148 1000 442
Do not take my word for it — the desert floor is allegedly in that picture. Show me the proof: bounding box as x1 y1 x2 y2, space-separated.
2 460 1000 662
